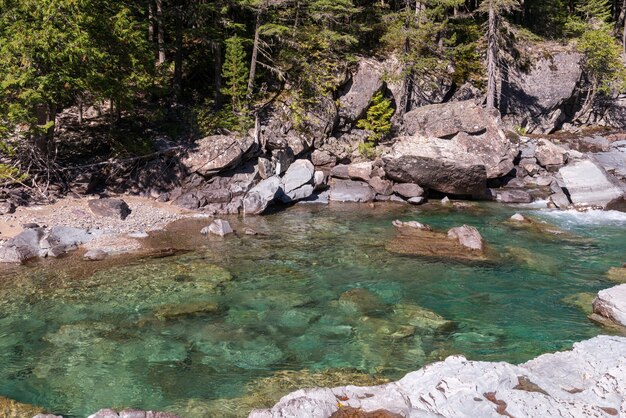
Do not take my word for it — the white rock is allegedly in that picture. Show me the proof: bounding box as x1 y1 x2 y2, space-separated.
392 220 432 230
510 213 527 222
559 159 626 211
593 284 626 327
281 159 315 195
447 225 484 251
250 336 626 418
202 219 233 237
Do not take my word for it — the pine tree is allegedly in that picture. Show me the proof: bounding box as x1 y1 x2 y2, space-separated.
221 36 250 113
357 91 395 156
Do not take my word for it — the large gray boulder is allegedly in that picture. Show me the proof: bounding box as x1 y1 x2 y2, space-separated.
337 59 385 128
40 226 98 257
0 227 43 263
401 100 517 179
383 136 488 196
502 51 583 133
392 183 424 199
329 179 376 202
183 134 256 176
559 159 626 211
280 159 315 202
250 335 626 418
243 176 282 215
535 139 568 168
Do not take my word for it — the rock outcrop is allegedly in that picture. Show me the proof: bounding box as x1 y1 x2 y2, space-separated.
502 51 583 133
250 335 626 418
559 159 626 211
383 101 518 197
183 134 256 176
400 100 517 179
383 137 488 196
337 59 385 129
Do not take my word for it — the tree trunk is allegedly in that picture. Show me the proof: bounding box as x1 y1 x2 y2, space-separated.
486 4 498 110
623 0 626 59
156 0 165 65
213 41 223 109
78 99 83 125
173 8 183 100
148 0 155 42
247 11 262 99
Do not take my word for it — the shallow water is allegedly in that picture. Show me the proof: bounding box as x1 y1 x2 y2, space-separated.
0 202 625 417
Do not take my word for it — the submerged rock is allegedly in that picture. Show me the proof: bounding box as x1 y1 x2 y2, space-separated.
338 288 389 316
386 223 488 262
503 215 570 240
0 396 45 417
83 249 107 261
250 336 626 418
606 265 626 283
391 220 431 230
505 246 561 275
171 369 389 418
88 409 181 418
561 292 595 315
391 303 454 333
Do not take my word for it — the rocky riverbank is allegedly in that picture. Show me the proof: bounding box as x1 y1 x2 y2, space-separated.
0 195 190 263
250 335 626 418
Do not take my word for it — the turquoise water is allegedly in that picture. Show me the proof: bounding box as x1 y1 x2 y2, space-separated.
0 202 625 417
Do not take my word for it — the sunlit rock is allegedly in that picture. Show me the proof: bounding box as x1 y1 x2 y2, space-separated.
250 336 626 418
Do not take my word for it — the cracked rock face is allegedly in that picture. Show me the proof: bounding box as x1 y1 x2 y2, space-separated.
249 335 626 418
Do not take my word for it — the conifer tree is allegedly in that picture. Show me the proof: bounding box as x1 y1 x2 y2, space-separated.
357 91 394 155
221 36 250 113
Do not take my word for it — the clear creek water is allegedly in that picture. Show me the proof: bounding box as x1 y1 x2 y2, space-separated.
0 202 625 417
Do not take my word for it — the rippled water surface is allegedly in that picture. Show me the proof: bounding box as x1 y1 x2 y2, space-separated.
1 202 625 417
